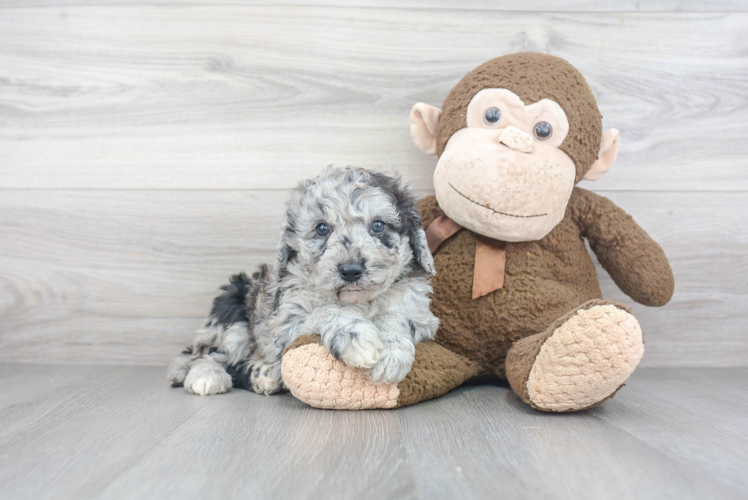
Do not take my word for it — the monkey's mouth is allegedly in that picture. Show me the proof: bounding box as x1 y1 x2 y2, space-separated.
449 183 547 219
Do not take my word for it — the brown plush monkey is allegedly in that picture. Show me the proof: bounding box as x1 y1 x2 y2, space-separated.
281 52 675 412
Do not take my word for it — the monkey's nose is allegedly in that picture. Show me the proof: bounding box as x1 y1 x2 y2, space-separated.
339 262 365 283
498 126 534 153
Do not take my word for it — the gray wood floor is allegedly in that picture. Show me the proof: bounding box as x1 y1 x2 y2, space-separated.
1 365 746 500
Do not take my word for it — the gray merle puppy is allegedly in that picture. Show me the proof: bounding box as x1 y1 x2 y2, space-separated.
168 166 439 396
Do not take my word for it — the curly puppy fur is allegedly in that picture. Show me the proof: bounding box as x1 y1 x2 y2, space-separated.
167 166 439 396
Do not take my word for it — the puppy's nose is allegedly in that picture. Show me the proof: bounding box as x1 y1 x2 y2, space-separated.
339 262 364 283
498 126 534 153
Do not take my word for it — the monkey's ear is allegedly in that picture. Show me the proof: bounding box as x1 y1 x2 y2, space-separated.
410 103 442 156
584 129 620 181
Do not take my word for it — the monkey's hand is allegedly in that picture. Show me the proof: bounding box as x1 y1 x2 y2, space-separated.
570 188 675 307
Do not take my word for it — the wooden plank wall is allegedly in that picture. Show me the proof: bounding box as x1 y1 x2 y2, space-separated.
1 2 746 367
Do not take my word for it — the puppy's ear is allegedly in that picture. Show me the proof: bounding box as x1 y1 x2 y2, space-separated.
399 192 436 276
275 213 297 277
369 171 436 276
408 221 436 276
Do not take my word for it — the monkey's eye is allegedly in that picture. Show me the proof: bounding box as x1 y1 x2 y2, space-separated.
533 121 553 140
371 220 385 233
484 107 502 126
315 223 330 237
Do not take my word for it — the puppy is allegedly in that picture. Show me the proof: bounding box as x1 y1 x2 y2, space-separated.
168 166 439 396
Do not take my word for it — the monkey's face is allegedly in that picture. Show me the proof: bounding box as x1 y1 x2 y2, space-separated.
432 89 575 242
410 53 619 243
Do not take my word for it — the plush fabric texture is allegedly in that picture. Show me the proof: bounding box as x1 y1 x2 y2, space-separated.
418 189 672 377
420 193 600 377
395 341 480 407
435 52 603 182
282 334 478 409
506 300 643 412
280 53 674 413
584 128 620 181
527 304 643 411
433 126 577 242
569 189 675 306
282 335 399 410
499 125 534 153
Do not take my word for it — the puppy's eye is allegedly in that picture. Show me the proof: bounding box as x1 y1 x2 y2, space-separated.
371 220 385 233
533 121 552 140
315 223 330 237
484 107 501 126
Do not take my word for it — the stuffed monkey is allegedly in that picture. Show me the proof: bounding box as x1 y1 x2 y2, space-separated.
281 52 675 412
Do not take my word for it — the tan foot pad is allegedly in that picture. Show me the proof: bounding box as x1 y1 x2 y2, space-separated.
527 304 644 412
282 343 399 410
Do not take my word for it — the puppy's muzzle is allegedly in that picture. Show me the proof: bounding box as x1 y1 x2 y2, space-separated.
339 262 365 283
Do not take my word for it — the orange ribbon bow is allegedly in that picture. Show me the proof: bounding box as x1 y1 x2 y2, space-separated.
425 215 506 299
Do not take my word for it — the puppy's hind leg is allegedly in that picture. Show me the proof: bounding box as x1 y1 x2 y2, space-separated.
167 345 196 387
167 272 255 395
184 354 233 396
227 360 284 395
167 322 229 395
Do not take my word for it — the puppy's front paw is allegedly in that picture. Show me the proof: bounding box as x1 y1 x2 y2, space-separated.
184 366 232 396
370 341 415 384
328 321 384 370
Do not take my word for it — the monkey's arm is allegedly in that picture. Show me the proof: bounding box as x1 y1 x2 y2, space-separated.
569 187 675 307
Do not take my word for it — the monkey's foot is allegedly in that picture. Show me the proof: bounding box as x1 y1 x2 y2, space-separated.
506 300 644 412
281 335 399 409
282 335 479 410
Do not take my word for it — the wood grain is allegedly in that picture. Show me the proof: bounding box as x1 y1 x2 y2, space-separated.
1 1 746 11
594 368 748 492
0 189 283 365
0 4 745 368
1 365 746 499
0 188 745 367
396 373 748 499
1 8 747 191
